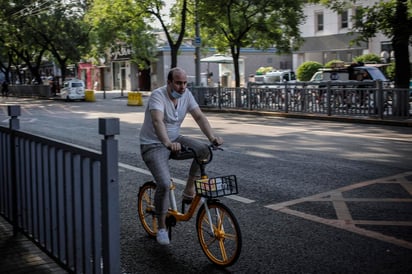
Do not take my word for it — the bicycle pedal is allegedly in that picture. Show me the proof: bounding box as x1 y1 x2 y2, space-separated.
166 215 176 227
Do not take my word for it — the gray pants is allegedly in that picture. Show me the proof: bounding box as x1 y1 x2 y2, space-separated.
140 136 209 214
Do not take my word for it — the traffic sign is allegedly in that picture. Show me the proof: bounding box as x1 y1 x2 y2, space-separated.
193 36 201 47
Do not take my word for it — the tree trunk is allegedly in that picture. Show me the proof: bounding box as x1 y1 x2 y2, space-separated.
392 0 410 116
230 44 241 88
170 45 179 69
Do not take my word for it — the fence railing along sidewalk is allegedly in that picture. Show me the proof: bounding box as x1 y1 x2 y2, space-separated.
192 81 411 119
0 105 120 274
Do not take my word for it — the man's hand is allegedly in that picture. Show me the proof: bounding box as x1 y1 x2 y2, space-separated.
167 142 182 153
211 136 224 146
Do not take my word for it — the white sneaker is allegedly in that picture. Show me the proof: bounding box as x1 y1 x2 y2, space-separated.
156 228 170 245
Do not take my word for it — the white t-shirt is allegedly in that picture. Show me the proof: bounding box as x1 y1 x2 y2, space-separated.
139 86 199 144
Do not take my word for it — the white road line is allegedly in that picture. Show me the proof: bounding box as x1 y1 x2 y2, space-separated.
278 207 412 250
1 118 37 123
119 162 152 176
265 171 412 250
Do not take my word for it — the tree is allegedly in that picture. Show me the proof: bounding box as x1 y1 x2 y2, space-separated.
86 0 156 69
0 3 46 84
0 50 13 83
198 0 306 87
31 0 91 81
296 61 323 81
353 53 382 64
143 0 189 69
0 0 90 82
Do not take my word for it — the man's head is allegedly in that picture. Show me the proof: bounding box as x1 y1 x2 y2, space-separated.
167 67 187 99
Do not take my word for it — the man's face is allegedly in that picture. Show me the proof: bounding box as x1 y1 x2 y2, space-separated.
169 72 187 94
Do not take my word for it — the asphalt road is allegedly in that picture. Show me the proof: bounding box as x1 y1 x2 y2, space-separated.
1 92 412 273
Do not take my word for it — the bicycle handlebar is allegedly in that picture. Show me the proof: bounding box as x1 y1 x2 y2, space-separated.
170 143 222 167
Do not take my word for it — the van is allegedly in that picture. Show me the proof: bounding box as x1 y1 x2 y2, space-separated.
255 70 296 85
310 65 390 87
57 79 85 101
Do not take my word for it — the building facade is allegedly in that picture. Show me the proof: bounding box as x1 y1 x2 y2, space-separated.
154 45 292 88
293 0 393 69
91 43 293 90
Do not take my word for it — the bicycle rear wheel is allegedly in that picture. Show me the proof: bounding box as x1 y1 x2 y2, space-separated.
196 201 242 267
137 181 157 237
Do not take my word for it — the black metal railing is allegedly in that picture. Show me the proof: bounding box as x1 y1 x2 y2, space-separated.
192 81 411 119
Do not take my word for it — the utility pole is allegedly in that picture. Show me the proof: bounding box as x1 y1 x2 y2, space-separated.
195 0 201 86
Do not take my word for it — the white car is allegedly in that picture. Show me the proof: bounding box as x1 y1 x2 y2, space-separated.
58 79 85 101
254 70 296 85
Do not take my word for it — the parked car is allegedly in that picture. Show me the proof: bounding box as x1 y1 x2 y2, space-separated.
254 69 296 85
57 79 85 101
249 70 297 107
310 65 390 87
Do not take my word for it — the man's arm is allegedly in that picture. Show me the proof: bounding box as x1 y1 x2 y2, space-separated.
190 107 222 144
151 109 181 151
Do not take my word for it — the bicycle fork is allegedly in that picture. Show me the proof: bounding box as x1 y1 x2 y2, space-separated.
169 180 178 211
203 200 218 235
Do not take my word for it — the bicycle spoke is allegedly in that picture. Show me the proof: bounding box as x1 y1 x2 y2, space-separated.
218 239 228 261
137 182 157 237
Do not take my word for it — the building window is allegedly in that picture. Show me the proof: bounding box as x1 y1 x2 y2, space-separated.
340 10 348 29
352 6 363 27
316 12 324 31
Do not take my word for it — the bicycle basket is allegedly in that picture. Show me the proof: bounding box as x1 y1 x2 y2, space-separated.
195 175 238 198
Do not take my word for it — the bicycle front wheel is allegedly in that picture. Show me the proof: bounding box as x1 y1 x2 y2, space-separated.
196 201 242 267
137 181 157 237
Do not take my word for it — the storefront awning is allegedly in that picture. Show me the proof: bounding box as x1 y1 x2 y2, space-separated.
200 54 233 64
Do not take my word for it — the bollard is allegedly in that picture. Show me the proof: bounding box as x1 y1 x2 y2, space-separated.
127 92 143 106
85 90 96 102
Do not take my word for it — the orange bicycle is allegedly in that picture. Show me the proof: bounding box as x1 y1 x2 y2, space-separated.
137 144 242 267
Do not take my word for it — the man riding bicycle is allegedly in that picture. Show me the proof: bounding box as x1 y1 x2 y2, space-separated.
139 67 223 245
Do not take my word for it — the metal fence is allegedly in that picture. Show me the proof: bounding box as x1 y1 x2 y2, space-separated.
0 105 120 274
192 81 411 119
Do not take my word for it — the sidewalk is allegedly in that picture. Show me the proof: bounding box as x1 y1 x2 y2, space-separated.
0 217 68 273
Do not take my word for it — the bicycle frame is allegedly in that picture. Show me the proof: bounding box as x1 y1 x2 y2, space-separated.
165 145 214 220
166 181 219 247
167 178 214 223
167 180 204 222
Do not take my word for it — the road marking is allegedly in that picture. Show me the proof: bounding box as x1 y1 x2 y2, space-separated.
119 162 152 176
265 171 412 250
119 162 255 204
1 118 37 123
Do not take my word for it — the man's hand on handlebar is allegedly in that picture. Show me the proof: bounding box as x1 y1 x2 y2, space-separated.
167 142 182 153
211 136 224 147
